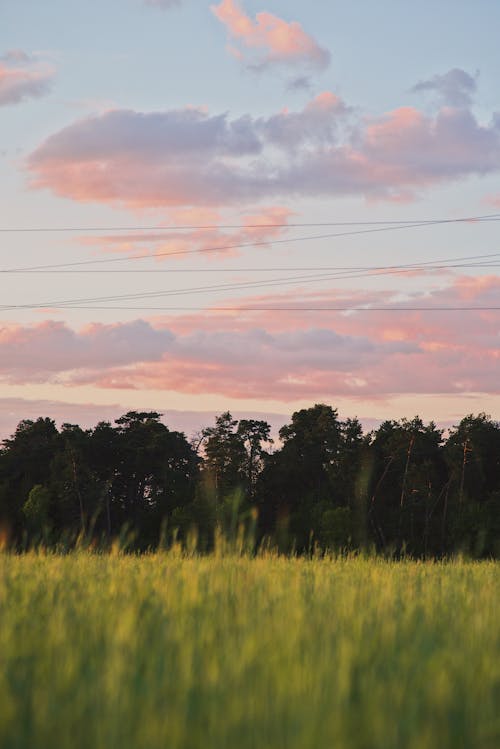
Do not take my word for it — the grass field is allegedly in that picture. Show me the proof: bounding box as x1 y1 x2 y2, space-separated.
0 552 499 749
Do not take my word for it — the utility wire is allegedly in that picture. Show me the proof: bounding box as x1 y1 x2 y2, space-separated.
2 305 498 313
1 213 499 232
3 251 500 274
2 252 500 311
0 266 477 309
2 215 499 273
2 215 498 314
3 264 500 274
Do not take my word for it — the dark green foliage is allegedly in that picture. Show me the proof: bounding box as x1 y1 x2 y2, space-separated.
201 411 247 500
0 411 200 549
256 405 366 550
0 406 499 557
367 417 448 555
0 417 59 536
22 484 51 532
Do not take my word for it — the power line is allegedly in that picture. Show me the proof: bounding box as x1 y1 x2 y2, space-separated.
2 215 497 315
3 264 500 274
3 305 498 313
1 213 499 233
3 251 500 274
2 215 499 273
2 253 499 312
0 273 368 309
0 266 469 308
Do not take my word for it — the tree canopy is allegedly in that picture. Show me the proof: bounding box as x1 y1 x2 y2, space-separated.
1 407 499 557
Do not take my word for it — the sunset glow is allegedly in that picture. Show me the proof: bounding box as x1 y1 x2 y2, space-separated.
1 0 500 438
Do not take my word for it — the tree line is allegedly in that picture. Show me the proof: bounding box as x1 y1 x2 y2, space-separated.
1 405 499 557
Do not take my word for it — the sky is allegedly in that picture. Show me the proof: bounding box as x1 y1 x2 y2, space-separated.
1 0 500 439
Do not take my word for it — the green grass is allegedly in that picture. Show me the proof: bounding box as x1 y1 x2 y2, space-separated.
0 552 499 749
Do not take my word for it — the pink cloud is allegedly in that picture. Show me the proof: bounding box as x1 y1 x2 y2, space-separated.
363 106 499 181
0 51 54 106
1 276 499 401
486 194 500 208
77 205 293 261
27 89 500 207
0 319 173 381
211 0 330 72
